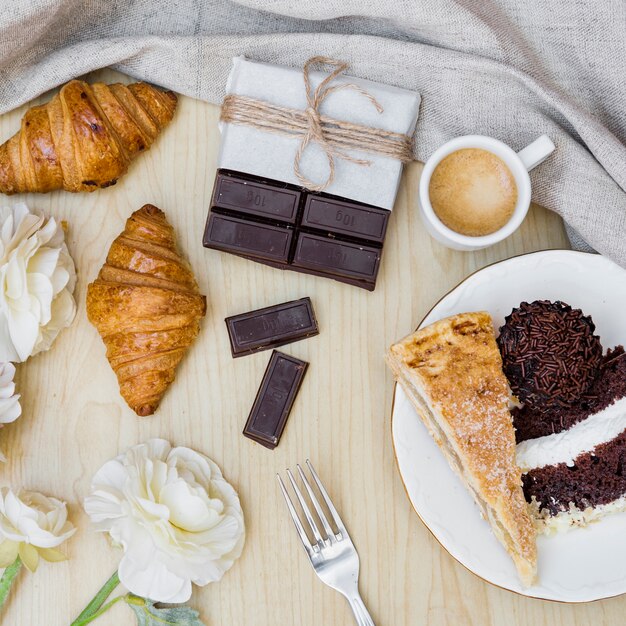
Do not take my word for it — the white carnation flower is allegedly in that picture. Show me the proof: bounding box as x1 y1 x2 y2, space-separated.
0 362 20 426
0 203 77 362
84 439 246 603
0 362 21 462
0 488 75 572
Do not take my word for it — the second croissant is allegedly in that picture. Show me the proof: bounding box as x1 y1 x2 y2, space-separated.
0 80 177 194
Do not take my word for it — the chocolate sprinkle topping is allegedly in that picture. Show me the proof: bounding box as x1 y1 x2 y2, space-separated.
514 346 626 442
498 300 603 412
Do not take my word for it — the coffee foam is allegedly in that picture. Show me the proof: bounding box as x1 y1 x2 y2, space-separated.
428 148 517 237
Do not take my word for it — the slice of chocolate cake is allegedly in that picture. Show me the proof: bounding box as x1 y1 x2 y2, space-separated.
518 348 626 533
499 301 626 534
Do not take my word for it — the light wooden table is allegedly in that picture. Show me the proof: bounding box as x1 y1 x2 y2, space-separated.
1 69 619 626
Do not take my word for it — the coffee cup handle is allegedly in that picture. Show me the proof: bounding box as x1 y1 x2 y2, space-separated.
517 135 555 171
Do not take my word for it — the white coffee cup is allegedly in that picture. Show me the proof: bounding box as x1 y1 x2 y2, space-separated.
418 134 555 250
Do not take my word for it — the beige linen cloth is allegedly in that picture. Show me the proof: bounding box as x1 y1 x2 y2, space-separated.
1 0 625 261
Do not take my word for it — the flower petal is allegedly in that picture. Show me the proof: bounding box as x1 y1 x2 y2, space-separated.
6 307 39 362
0 540 18 567
119 551 192 603
38 547 68 563
0 394 21 424
160 480 219 532
18 542 39 573
28 247 61 280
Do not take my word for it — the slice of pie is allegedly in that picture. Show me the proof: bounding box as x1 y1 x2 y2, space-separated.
386 311 537 586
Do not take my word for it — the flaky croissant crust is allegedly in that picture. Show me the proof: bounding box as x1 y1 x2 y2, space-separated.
87 205 206 416
0 80 177 194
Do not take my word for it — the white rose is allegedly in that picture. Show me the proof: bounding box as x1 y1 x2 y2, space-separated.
84 439 246 603
0 362 21 462
0 203 77 363
0 488 76 572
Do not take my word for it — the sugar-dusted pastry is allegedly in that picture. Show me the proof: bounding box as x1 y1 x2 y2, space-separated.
0 80 177 194
87 205 206 416
386 312 537 586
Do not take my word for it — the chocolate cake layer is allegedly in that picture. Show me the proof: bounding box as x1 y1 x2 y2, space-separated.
514 347 626 442
523 428 626 515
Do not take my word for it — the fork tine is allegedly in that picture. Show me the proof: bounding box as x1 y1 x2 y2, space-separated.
296 463 335 540
276 474 314 556
306 460 347 535
286 468 325 545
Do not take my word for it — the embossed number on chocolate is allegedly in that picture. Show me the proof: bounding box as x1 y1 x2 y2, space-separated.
302 196 389 242
293 234 380 281
213 171 301 223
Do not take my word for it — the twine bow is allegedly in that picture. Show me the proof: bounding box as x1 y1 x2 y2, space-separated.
220 56 414 192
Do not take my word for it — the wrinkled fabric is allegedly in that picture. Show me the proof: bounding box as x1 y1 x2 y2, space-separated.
1 1 625 261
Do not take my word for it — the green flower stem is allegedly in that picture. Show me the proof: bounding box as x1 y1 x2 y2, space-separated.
70 595 125 626
70 570 120 626
0 557 22 611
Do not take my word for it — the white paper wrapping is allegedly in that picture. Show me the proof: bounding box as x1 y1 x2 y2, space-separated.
218 57 421 210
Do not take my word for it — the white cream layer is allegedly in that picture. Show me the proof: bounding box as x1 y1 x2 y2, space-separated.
530 495 626 535
516 396 626 472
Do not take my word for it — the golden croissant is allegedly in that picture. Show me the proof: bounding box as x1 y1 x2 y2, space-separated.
87 205 206 416
0 80 177 194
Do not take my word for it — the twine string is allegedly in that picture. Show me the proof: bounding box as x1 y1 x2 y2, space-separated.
220 55 414 192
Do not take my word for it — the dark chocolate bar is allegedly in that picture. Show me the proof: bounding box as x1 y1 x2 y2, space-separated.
226 297 319 358
203 170 389 290
212 171 300 223
292 234 380 282
243 351 308 449
301 195 389 243
203 213 292 262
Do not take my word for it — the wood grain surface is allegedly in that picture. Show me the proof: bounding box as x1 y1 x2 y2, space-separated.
1 69 619 626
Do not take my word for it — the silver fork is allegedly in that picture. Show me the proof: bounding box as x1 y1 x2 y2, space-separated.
277 460 375 626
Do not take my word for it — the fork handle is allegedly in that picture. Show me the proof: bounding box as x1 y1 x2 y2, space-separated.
346 594 375 626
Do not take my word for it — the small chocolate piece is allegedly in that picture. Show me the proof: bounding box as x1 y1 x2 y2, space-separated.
203 213 292 262
302 195 389 243
203 169 387 290
212 171 301 223
226 297 319 357
292 233 380 283
243 351 308 449
497 300 603 412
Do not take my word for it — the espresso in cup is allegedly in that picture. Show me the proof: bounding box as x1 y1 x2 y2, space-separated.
428 148 518 237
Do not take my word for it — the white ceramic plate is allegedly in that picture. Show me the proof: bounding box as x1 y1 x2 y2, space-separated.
392 250 626 602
